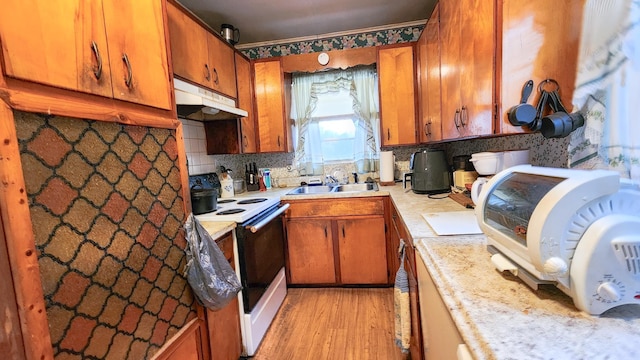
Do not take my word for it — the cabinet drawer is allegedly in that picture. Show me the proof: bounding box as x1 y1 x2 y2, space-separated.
285 197 384 218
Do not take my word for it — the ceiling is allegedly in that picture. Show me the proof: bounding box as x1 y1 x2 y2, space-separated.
176 0 438 47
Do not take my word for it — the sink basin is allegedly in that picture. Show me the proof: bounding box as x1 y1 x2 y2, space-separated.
286 183 379 195
332 183 379 192
286 185 335 195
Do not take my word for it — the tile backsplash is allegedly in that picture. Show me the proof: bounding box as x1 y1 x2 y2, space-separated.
181 117 570 185
182 119 217 175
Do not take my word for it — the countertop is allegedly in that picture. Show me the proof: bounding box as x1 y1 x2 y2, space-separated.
382 184 640 360
201 183 640 359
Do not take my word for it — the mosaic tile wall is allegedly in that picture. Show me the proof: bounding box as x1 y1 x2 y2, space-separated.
15 111 196 359
240 23 425 59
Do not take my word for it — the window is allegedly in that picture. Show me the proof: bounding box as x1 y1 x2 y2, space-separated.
291 66 380 174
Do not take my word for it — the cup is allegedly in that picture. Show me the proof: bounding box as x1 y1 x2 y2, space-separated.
233 179 245 194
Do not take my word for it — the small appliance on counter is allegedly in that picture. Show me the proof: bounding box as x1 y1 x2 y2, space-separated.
452 155 478 191
403 149 451 194
475 165 640 315
470 150 529 204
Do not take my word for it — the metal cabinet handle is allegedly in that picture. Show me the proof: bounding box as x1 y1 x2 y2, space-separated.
324 226 328 237
243 134 248 148
342 226 345 238
213 68 219 85
277 135 281 148
90 41 102 80
461 106 468 126
122 53 133 88
387 128 391 141
454 109 461 129
205 64 211 81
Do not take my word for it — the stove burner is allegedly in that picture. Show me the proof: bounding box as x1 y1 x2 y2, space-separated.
216 208 246 215
237 198 268 205
217 199 236 204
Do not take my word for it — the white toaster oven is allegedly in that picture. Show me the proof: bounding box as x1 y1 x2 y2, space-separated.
475 165 640 315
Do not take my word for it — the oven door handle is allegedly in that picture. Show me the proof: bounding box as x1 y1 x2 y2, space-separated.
247 203 290 233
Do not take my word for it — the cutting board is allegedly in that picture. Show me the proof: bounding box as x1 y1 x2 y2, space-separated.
422 211 483 236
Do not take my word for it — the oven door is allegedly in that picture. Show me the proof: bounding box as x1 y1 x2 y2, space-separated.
236 204 289 313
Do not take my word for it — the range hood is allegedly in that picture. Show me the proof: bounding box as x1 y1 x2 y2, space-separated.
174 78 248 120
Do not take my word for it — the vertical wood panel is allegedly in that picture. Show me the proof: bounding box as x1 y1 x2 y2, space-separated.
253 60 286 153
338 217 388 284
0 102 53 360
425 5 443 142
0 219 26 360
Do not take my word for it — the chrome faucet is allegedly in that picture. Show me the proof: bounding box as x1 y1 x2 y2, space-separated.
325 175 339 184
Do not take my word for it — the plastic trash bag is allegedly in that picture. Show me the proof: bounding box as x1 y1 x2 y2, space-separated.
183 213 242 310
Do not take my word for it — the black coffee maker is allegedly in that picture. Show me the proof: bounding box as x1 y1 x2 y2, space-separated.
403 149 451 194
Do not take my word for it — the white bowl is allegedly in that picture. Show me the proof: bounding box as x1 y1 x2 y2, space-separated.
470 152 503 175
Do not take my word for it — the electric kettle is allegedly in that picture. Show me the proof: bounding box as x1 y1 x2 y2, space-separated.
221 24 240 45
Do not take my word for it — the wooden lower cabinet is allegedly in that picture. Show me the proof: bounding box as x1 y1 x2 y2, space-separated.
287 219 337 284
207 232 243 360
390 202 423 359
284 197 389 285
337 217 387 284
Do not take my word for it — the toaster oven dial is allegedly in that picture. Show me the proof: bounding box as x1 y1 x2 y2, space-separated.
596 281 623 302
542 257 568 276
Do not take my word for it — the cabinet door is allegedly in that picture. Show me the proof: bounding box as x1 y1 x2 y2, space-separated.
102 0 172 109
286 219 336 284
337 217 388 284
0 0 113 97
458 0 494 137
424 5 443 142
253 60 287 152
439 0 463 140
406 243 424 360
167 2 211 87
207 35 238 99
236 53 257 153
378 45 418 146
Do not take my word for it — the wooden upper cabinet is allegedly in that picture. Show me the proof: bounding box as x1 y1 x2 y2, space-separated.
440 0 494 140
498 0 584 134
417 5 443 143
207 36 237 99
167 3 210 86
0 0 171 110
102 0 172 109
235 53 257 153
166 1 237 99
0 0 113 97
253 59 291 153
424 5 443 143
378 44 418 146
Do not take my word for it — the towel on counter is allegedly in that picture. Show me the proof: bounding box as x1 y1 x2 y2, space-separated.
394 240 411 353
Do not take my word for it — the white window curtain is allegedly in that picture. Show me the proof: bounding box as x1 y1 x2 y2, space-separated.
568 0 640 182
290 66 379 175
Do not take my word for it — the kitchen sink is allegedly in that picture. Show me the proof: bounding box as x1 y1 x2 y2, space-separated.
286 185 335 195
286 183 378 195
332 183 378 192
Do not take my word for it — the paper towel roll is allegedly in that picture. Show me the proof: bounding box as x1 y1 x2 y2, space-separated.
379 151 395 182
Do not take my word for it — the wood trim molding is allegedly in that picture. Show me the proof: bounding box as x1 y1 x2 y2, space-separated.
281 47 377 73
0 101 53 360
0 78 179 129
150 318 203 360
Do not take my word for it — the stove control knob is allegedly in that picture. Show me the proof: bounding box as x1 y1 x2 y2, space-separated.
543 257 568 276
597 282 622 302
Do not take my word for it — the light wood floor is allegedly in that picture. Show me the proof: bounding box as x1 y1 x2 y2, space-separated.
252 288 408 360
